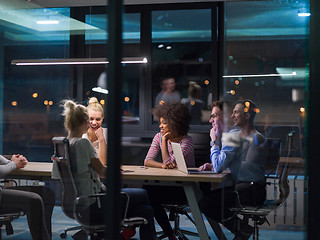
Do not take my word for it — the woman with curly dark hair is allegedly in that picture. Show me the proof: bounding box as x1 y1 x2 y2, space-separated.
143 102 195 240
144 102 194 169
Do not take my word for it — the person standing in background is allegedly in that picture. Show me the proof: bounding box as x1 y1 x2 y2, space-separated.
156 77 181 105
181 81 204 124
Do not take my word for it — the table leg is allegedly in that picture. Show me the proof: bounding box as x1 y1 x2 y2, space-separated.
183 182 210 240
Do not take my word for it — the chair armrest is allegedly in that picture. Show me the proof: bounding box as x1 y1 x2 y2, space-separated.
122 217 148 228
75 193 106 202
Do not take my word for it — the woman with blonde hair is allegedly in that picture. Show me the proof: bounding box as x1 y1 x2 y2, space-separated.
82 97 107 165
61 99 158 240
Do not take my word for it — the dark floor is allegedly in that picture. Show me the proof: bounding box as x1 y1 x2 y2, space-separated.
2 206 305 240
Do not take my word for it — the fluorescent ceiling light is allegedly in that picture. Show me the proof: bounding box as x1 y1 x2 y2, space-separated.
298 12 311 17
0 4 98 32
36 20 60 24
222 72 297 78
276 67 307 81
11 57 148 66
298 8 311 17
92 87 108 94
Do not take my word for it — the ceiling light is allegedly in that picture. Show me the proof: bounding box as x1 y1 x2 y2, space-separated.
298 12 311 17
92 87 109 94
222 72 296 78
11 57 148 66
298 8 311 17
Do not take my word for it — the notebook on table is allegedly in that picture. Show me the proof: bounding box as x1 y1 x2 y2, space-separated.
171 142 215 174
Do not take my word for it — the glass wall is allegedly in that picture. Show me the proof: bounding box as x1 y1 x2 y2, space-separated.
224 0 309 234
223 1 308 151
83 12 142 125
0 1 309 238
1 7 71 161
151 9 213 125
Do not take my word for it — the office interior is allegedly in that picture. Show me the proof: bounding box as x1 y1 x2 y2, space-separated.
1 0 319 239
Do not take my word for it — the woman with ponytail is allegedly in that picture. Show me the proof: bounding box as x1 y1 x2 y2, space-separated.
60 99 158 240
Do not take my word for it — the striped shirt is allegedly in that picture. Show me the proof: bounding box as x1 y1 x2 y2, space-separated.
144 133 195 167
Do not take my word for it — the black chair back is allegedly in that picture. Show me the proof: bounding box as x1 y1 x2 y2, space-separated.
52 137 77 220
274 131 295 203
263 138 281 177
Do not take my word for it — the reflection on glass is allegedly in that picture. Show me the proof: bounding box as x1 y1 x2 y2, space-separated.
0 4 71 159
223 1 308 235
152 9 212 125
85 13 140 43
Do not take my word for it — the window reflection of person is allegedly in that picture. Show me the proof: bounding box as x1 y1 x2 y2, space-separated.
155 77 181 105
155 78 167 106
198 100 266 240
82 97 107 166
181 81 204 124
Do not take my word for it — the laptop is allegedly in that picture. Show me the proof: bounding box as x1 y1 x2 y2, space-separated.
171 142 215 174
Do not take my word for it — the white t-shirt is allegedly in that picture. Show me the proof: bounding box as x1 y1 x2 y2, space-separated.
51 137 103 209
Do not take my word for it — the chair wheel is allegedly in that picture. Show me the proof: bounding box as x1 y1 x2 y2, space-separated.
60 233 67 239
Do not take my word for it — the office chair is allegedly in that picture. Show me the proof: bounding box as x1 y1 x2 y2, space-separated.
230 133 293 240
157 204 198 240
0 180 25 240
52 137 147 240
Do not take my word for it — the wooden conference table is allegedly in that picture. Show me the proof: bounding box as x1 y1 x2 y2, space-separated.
8 162 231 240
279 157 304 166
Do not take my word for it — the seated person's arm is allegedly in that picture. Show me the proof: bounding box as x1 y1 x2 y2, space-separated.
211 144 236 172
96 128 107 166
0 154 28 178
90 158 106 178
144 133 175 169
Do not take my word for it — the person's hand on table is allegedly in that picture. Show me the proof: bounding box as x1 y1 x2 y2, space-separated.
198 163 213 171
162 161 176 169
11 154 28 169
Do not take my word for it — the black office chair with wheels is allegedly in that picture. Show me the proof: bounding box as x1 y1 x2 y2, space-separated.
0 178 26 240
157 203 198 240
52 137 147 240
230 132 294 240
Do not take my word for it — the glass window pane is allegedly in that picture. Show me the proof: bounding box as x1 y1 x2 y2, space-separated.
85 13 140 43
223 0 308 235
84 13 141 125
1 7 70 160
152 9 212 125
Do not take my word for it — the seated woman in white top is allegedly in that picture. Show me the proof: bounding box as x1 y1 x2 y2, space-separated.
82 97 107 166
